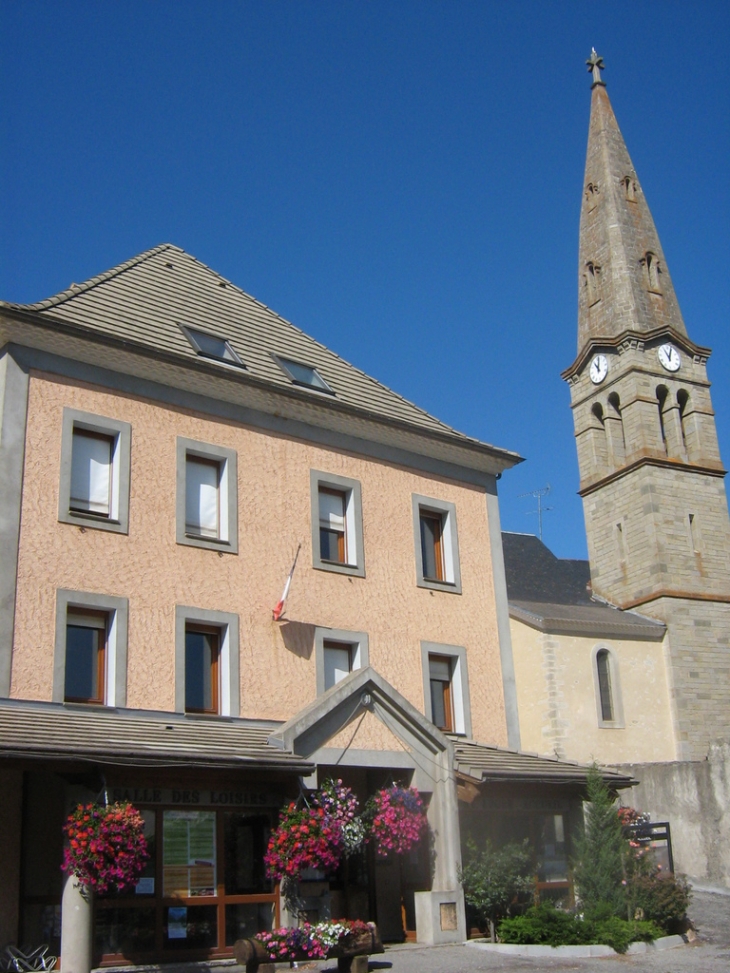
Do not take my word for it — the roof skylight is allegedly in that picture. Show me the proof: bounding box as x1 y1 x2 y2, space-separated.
275 356 333 393
181 325 244 367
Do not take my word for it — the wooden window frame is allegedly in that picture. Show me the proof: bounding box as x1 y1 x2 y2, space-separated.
310 472 365 578
420 510 445 582
58 409 132 535
322 639 354 691
185 624 221 715
412 495 461 593
185 454 222 539
428 654 454 732
318 487 348 565
64 609 107 705
69 428 115 518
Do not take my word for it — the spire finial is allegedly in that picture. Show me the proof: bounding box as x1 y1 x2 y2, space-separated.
586 48 605 88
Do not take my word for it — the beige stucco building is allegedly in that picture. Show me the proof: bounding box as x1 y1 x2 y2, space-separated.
0 242 631 966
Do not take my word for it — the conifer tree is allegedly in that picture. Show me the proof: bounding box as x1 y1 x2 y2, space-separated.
572 765 628 916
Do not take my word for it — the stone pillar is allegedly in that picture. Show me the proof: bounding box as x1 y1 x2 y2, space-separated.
60 876 93 973
414 748 466 945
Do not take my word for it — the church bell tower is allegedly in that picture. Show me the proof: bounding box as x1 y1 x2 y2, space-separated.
562 52 730 760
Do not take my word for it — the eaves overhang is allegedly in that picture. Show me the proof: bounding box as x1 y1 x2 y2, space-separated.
508 600 666 640
0 698 314 773
0 306 523 478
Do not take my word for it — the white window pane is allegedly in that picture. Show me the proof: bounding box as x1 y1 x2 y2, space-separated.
319 490 345 531
186 458 219 537
71 432 111 514
324 645 351 690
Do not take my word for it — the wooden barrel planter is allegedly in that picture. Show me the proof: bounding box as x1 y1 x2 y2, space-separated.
234 924 384 972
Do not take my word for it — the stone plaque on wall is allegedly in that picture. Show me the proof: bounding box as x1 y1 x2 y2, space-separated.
440 902 458 931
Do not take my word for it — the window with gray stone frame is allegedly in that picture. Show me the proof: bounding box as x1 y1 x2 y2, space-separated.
58 408 132 534
310 471 365 577
53 589 129 707
412 495 462 593
176 438 238 553
174 606 240 716
420 642 471 736
592 645 625 728
315 627 369 695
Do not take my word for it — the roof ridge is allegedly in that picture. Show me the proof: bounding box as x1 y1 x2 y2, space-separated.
6 243 179 312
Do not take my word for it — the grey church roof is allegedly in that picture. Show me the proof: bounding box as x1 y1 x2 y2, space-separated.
502 532 666 639
1 244 521 475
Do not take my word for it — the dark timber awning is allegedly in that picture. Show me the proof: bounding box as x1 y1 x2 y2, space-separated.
0 699 314 773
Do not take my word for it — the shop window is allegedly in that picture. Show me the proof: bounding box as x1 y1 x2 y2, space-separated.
54 589 129 707
412 495 462 593
314 627 369 695
176 438 238 553
420 641 472 736
59 409 131 534
310 471 365 577
163 810 217 898
94 804 276 961
175 607 240 716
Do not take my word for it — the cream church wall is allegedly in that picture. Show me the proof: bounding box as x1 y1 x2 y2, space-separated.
11 371 509 746
510 618 675 764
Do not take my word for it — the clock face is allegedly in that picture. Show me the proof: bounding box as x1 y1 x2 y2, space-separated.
589 354 609 384
658 343 681 372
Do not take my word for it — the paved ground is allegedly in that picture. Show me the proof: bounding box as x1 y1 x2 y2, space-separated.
319 888 730 973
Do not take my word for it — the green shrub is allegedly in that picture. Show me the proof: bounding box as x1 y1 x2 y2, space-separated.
498 903 662 953
459 838 533 941
631 872 692 933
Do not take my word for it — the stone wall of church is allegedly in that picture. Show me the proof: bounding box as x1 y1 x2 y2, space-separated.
509 619 675 764
640 598 730 762
619 741 730 888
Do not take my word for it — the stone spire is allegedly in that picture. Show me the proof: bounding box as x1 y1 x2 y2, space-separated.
577 53 688 354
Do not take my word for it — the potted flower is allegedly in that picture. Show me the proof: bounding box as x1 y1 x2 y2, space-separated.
61 802 149 896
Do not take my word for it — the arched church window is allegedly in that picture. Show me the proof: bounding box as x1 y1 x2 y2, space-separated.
596 649 614 722
622 175 637 201
593 646 624 727
656 386 669 454
641 252 662 294
584 262 602 306
592 402 605 425
585 181 600 202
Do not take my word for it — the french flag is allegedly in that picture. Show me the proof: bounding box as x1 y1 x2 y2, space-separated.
273 544 301 621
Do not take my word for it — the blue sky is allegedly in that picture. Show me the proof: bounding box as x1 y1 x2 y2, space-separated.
2 1 728 559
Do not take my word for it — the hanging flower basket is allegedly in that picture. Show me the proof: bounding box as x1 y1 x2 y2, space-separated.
315 778 367 855
61 802 149 895
366 785 428 857
264 802 343 881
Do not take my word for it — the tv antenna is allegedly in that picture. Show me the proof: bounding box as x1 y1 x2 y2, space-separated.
518 484 553 541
